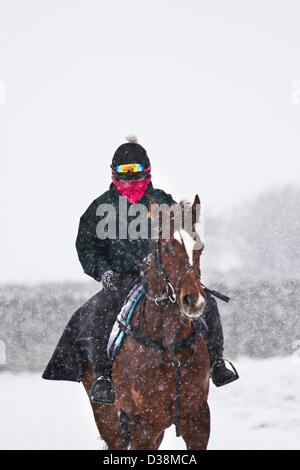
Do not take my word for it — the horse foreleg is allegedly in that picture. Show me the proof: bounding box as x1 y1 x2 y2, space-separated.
129 415 164 450
181 401 210 450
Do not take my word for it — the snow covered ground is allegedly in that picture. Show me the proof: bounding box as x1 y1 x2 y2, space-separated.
0 356 299 450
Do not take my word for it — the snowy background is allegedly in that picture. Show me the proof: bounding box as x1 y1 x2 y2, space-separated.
1 357 300 450
0 0 300 450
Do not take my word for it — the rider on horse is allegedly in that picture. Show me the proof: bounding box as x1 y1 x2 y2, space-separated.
75 135 239 404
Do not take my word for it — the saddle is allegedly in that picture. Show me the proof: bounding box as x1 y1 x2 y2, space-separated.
107 283 145 361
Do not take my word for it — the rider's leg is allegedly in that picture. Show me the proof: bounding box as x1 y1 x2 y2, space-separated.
202 291 239 387
89 274 138 404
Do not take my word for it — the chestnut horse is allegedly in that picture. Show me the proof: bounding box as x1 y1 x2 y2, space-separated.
82 196 210 450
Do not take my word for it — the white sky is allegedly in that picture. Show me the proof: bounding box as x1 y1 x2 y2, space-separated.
0 0 300 283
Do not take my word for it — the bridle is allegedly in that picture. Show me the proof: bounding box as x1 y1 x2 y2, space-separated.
143 231 205 308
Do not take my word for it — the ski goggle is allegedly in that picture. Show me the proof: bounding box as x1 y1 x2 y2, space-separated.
112 163 151 174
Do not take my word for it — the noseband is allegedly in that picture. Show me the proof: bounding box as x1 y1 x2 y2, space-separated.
143 236 202 306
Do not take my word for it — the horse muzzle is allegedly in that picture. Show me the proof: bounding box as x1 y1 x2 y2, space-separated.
180 292 206 319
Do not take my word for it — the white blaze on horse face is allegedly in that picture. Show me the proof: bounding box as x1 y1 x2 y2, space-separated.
195 293 206 311
174 229 196 266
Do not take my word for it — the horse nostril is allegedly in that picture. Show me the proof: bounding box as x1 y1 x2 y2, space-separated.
183 294 192 308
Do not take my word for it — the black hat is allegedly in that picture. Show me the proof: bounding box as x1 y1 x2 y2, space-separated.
111 135 151 180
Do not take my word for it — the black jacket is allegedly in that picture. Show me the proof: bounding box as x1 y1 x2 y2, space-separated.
76 182 176 281
42 182 176 382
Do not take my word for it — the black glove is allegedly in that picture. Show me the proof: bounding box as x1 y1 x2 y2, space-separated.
101 270 120 291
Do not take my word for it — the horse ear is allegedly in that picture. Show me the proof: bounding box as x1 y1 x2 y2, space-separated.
148 197 162 241
192 194 201 226
192 194 204 274
148 197 157 219
192 246 204 276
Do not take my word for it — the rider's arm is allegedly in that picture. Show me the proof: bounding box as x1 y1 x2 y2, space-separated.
75 199 112 282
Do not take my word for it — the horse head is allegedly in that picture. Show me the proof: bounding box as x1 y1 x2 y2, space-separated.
148 194 206 319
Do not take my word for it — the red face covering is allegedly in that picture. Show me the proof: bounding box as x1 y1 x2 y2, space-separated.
112 175 151 204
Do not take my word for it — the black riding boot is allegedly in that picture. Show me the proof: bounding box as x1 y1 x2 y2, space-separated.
89 274 139 404
202 292 239 387
88 289 121 404
89 337 115 404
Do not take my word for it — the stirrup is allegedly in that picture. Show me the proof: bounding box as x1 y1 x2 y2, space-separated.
89 376 115 405
211 358 239 387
